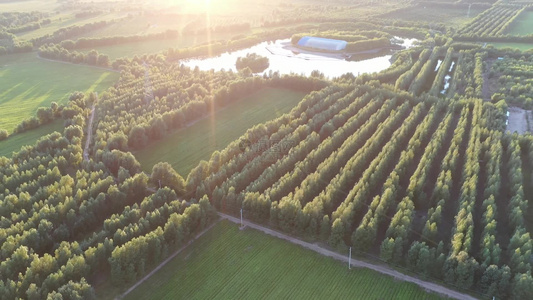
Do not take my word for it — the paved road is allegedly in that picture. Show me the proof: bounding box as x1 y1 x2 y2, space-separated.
117 220 220 299
83 102 96 162
218 212 478 300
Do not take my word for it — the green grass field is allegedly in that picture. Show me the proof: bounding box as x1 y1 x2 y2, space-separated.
384 6 485 28
487 42 533 51
505 11 533 36
15 12 126 41
81 34 235 60
0 0 59 13
122 220 445 300
134 87 306 176
0 119 63 158
0 53 118 133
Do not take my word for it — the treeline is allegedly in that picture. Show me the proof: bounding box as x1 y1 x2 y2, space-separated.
0 129 8 141
109 196 216 285
489 56 533 109
395 48 432 91
346 37 390 52
59 30 179 50
456 34 533 44
236 53 269 73
355 50 415 85
39 44 110 67
31 20 115 46
408 46 444 95
0 11 49 30
6 19 51 34
446 49 484 99
429 47 455 96
0 31 33 55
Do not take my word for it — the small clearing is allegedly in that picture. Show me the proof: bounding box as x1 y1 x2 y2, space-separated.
507 107 532 134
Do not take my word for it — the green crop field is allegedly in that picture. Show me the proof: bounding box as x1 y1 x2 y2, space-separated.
0 119 63 158
383 6 485 28
74 14 194 39
134 87 306 176
505 11 533 36
487 42 533 51
0 53 118 133
82 34 235 60
15 12 126 41
121 220 445 300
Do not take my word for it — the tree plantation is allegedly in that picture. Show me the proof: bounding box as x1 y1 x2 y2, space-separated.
1 0 533 299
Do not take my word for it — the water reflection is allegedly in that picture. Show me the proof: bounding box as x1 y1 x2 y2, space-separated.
440 61 456 95
181 38 418 78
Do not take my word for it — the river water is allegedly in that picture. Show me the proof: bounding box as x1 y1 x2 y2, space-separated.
181 38 418 78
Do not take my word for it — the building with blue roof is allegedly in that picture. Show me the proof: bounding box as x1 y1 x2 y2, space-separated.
297 36 348 51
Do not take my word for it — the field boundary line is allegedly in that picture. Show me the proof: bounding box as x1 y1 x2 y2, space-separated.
37 55 119 73
218 212 478 300
117 219 221 299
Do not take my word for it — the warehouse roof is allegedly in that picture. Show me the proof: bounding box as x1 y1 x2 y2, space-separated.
297 36 347 51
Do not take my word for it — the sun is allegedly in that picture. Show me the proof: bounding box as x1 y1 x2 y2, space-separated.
183 0 216 8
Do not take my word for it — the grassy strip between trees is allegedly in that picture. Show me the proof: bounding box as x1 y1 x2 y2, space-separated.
0 119 63 158
487 43 533 51
134 87 306 176
120 220 445 300
505 11 533 36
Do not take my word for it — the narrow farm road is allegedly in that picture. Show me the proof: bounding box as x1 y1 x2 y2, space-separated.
218 212 478 300
117 220 220 299
83 100 96 162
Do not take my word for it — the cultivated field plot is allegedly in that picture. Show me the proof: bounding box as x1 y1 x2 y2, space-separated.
505 11 533 36
381 6 485 28
458 5 524 36
123 221 445 300
73 14 191 39
80 34 234 60
134 87 306 175
0 53 118 133
14 12 126 41
0 119 63 158
487 42 533 51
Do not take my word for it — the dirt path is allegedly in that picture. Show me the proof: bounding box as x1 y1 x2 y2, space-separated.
117 220 220 299
218 212 478 300
481 59 494 101
83 101 96 162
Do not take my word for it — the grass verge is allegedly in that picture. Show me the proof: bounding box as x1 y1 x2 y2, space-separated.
119 220 445 300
